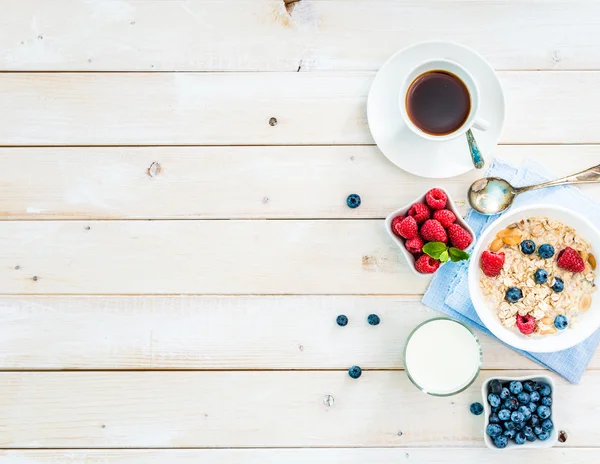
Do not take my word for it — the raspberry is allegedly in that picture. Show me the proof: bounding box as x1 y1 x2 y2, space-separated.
414 254 441 274
420 219 448 243
432 209 456 228
516 314 536 335
481 251 505 277
390 215 405 237
556 247 585 273
407 203 431 224
447 223 473 250
396 216 419 239
425 188 447 210
405 236 424 255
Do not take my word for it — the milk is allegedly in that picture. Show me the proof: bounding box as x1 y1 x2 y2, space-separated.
404 319 482 396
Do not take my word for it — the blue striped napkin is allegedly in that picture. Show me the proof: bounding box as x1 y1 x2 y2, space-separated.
422 159 600 383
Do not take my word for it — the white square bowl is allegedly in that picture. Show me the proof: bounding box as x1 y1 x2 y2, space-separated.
385 187 476 277
481 374 557 449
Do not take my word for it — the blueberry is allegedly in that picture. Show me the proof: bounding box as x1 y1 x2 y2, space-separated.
489 413 500 424
504 397 519 411
509 381 523 395
518 405 532 421
348 365 362 379
498 409 511 421
505 287 523 303
503 429 516 439
523 426 536 442
511 411 525 423
537 405 551 419
538 244 555 259
539 383 552 397
489 379 503 395
514 421 525 431
554 314 568 330
534 425 544 436
488 393 501 408
520 240 536 255
515 431 526 445
367 314 380 326
346 194 361 209
493 435 509 449
336 315 348 326
530 414 540 427
541 396 552 407
469 402 484 416
523 380 536 392
528 402 538 413
538 431 550 441
491 406 500 413
530 391 540 403
486 423 503 438
500 387 511 400
504 421 516 432
517 392 530 404
534 268 549 284
552 277 564 293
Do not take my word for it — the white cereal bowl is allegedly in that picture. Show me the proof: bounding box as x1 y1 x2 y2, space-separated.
482 375 557 449
385 187 475 277
469 205 600 352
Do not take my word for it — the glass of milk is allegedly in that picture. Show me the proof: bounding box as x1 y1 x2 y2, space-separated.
404 317 482 396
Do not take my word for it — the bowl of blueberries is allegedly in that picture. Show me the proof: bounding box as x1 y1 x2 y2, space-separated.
481 375 557 449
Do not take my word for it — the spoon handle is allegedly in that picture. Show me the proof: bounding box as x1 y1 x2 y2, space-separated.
466 129 485 169
516 164 600 193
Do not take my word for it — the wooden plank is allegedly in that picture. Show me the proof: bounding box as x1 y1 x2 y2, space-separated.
1 145 599 220
0 370 593 447
1 72 600 145
0 220 426 295
1 1 600 71
0 449 597 464
3 296 596 370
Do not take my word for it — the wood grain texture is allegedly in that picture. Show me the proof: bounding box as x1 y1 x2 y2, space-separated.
2 72 600 145
3 295 596 370
0 145 599 220
1 0 599 71
0 449 597 464
0 370 593 448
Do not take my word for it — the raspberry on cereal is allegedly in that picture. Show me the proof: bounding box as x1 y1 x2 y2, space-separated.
481 250 505 277
432 209 456 228
425 188 447 210
556 246 585 273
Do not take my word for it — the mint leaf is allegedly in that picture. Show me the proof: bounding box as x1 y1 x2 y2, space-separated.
439 250 449 263
422 242 448 259
449 247 471 262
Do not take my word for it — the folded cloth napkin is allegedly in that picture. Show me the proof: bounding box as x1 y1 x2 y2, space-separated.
423 159 600 383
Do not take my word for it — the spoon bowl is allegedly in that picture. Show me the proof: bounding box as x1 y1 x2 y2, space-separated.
468 177 516 214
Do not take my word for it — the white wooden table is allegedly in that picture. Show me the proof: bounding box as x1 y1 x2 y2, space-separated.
0 1 599 462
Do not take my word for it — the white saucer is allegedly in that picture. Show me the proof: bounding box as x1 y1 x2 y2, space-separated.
367 41 505 179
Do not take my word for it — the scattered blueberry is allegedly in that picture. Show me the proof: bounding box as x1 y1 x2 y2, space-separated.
551 277 564 293
498 409 511 421
515 431 526 445
336 315 348 326
489 413 500 424
554 314 568 330
538 431 550 441
518 405 532 421
367 314 380 326
541 396 552 407
503 429 516 440
505 287 523 303
500 387 511 400
488 393 501 408
517 392 530 404
469 402 484 416
489 379 503 395
346 194 361 208
493 435 509 449
504 421 516 432
539 383 552 397
542 419 554 432
528 402 537 413
511 411 525 423
520 240 536 255
509 381 523 395
538 244 555 259
348 365 362 379
537 405 551 419
530 414 540 427
523 426 536 442
514 421 526 431
533 425 544 436
530 391 541 402
534 268 549 284
486 423 503 438
504 397 519 411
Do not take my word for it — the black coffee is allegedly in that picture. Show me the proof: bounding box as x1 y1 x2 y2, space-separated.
406 71 470 136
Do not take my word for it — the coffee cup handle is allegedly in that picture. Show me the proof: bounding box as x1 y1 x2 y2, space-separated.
473 118 490 132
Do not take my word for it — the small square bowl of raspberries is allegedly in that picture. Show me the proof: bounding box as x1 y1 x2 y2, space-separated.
385 187 475 276
482 375 557 449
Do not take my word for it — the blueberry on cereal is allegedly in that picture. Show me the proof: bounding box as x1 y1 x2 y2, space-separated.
534 268 549 284
520 240 536 255
538 244 555 259
505 287 523 303
554 314 568 330
551 277 564 293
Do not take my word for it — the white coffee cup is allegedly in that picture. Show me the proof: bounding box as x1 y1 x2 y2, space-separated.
399 59 489 141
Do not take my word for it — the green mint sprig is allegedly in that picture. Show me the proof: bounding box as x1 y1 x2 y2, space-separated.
422 242 470 263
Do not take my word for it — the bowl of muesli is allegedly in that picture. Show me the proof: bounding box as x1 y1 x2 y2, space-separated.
468 205 600 352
